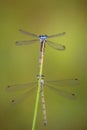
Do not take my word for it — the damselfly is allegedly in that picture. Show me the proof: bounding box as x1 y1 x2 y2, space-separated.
7 29 79 130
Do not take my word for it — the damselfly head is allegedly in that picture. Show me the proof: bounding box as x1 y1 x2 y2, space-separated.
36 74 45 79
39 35 48 39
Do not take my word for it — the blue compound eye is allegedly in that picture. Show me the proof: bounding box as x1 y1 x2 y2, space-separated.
39 35 48 39
45 35 48 38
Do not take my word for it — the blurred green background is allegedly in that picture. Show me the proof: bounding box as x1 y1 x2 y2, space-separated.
0 0 87 130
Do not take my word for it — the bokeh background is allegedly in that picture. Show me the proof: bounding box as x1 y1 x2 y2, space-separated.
0 0 87 130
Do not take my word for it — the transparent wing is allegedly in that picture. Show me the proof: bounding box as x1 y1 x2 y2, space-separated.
16 39 39 46
10 86 36 105
45 78 79 99
45 78 79 87
46 84 76 99
6 78 79 104
6 82 37 92
19 29 39 38
47 40 65 50
47 32 66 38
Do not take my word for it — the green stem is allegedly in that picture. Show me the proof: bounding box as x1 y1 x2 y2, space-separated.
32 43 44 130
